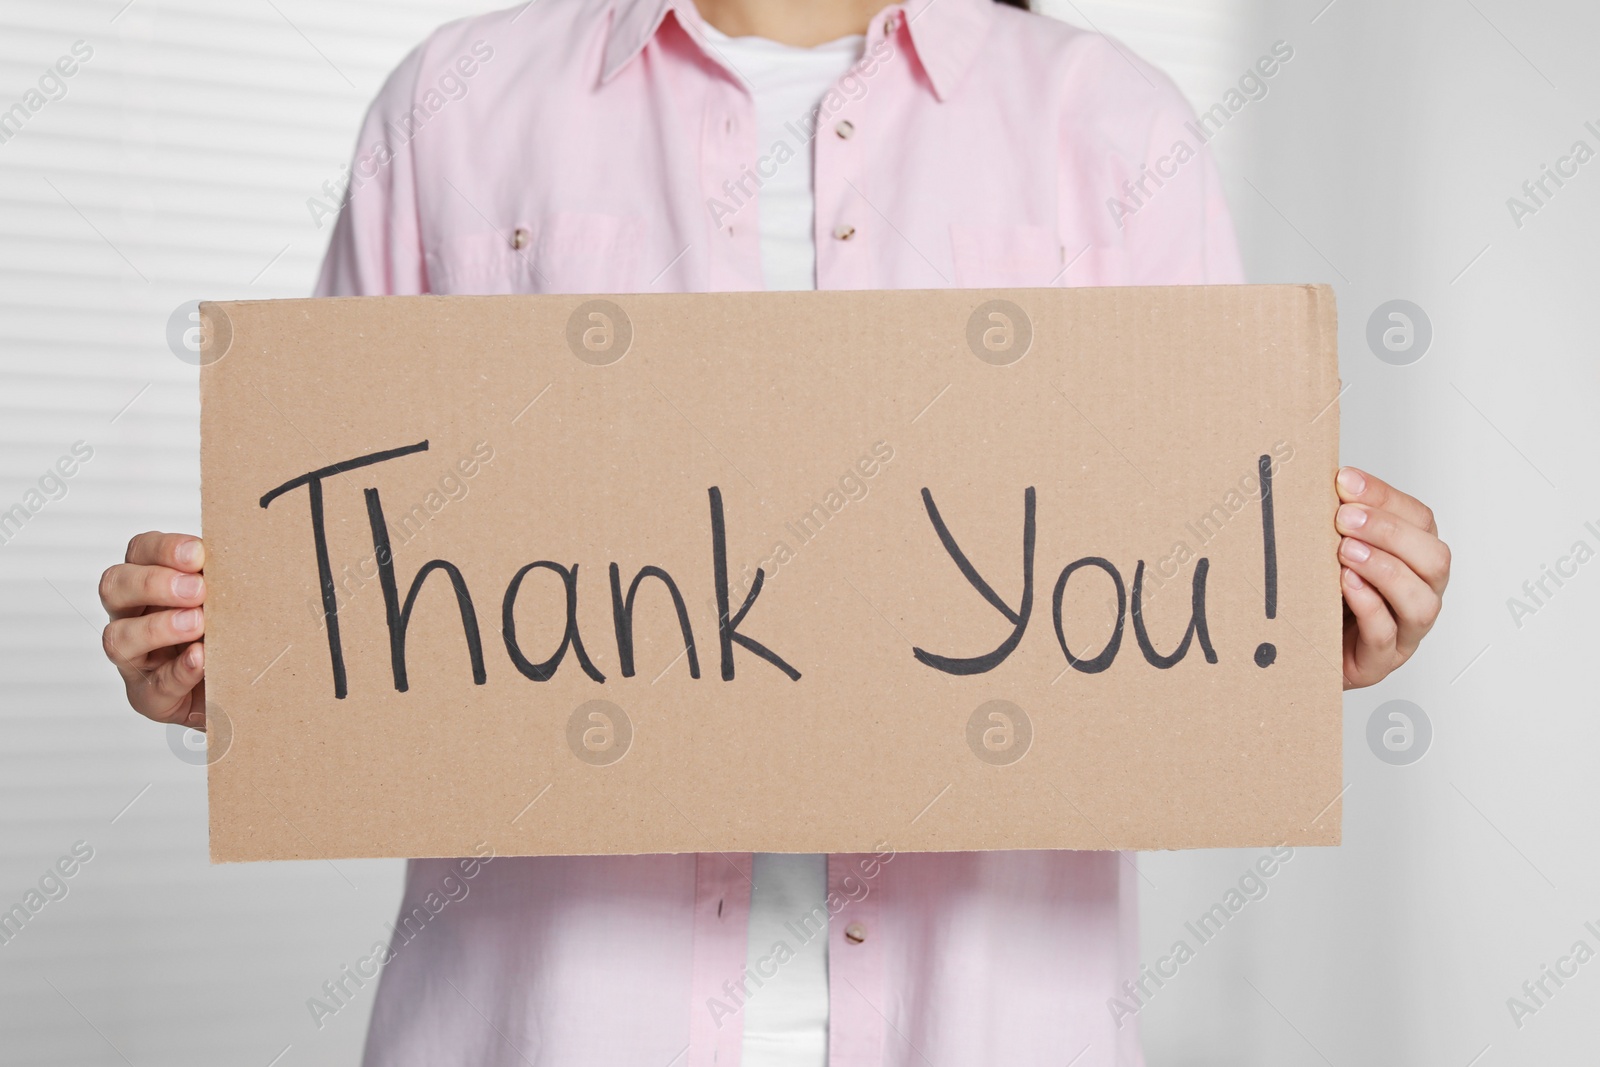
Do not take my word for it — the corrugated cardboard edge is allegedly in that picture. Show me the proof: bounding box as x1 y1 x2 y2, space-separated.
198 301 232 864
1308 283 1343 848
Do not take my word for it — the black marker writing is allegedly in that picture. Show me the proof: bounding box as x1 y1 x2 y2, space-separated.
259 440 431 698
365 486 487 692
611 564 700 679
263 453 802 694
261 445 1264 693
913 487 1037 675
914 488 1218 675
1053 557 1124 674
710 487 800 681
501 562 607 683
1255 453 1278 668
1131 559 1217 669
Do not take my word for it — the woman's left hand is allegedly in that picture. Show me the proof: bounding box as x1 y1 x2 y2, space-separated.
1334 467 1450 690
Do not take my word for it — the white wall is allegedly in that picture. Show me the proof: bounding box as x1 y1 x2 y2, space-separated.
1 0 1593 1064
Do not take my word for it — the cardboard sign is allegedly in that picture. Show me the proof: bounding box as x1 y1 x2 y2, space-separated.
198 286 1343 863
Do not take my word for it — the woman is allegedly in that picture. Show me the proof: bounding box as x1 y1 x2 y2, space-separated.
97 0 1450 1063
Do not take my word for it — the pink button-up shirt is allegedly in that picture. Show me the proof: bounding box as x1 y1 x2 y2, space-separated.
315 0 1244 1063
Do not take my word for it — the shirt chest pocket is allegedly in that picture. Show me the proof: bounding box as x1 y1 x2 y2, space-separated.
948 223 1064 289
425 211 646 295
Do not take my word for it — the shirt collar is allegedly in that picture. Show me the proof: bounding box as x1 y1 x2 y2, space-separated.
892 0 997 100
599 0 997 101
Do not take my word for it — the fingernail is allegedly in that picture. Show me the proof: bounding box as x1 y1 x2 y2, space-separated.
1337 504 1367 531
186 643 204 668
1341 538 1371 563
178 539 203 567
174 608 201 632
174 574 203 598
1337 468 1365 495
1344 567 1365 590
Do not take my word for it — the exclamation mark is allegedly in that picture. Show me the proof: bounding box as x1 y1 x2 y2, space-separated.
1254 453 1277 668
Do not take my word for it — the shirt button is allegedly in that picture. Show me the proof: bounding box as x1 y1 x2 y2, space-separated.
844 921 867 944
835 119 855 139
511 227 530 250
884 12 900 34
833 224 856 241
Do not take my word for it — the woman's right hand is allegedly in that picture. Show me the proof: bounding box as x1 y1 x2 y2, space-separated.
98 532 208 729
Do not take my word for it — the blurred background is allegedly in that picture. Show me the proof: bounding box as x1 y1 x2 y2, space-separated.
1 0 1596 1063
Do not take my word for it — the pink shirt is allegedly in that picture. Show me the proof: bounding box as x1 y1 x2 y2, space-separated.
315 0 1244 1063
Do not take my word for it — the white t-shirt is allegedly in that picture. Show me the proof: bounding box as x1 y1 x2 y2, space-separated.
702 24 864 292
697 23 865 1067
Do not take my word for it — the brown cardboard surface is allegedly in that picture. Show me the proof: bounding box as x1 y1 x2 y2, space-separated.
198 286 1343 863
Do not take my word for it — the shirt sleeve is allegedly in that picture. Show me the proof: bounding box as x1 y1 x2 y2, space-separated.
1058 37 1247 288
1119 83 1247 286
313 42 431 298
